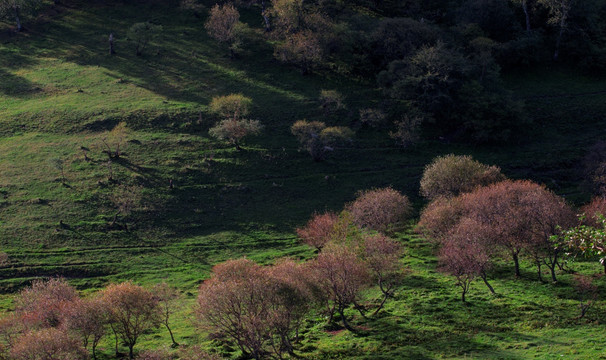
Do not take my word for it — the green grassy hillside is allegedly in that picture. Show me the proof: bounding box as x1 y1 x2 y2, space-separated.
2 1 606 358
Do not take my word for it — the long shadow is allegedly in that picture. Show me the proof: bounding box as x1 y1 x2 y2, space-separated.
13 2 376 133
354 296 569 359
0 69 39 97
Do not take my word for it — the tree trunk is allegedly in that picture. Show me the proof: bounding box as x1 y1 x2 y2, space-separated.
353 300 367 319
111 325 119 357
481 272 495 294
14 7 22 32
545 250 559 283
550 265 557 282
109 34 115 55
373 294 389 316
111 211 120 227
513 251 521 277
536 262 544 282
129 344 134 359
339 308 355 332
261 0 271 32
326 301 335 324
522 0 531 31
166 323 178 347
461 287 467 302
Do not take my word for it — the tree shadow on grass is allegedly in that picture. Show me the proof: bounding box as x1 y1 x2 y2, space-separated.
13 2 377 133
0 69 40 97
352 297 569 360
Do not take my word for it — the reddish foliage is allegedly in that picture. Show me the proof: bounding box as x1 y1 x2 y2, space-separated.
573 274 599 319
197 258 318 358
421 180 575 281
152 282 182 347
311 244 371 330
0 313 25 348
346 187 412 233
64 297 109 360
461 180 575 278
438 218 495 301
265 259 317 356
15 278 78 329
296 212 339 250
581 197 606 227
417 196 466 244
197 258 273 359
363 234 404 313
10 328 88 360
101 282 160 359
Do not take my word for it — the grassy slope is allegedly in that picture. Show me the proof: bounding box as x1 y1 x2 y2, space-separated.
1 1 606 358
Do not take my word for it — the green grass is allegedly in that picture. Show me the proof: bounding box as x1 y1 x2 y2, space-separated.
1 0 606 358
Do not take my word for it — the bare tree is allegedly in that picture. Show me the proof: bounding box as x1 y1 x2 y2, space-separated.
108 184 143 229
127 22 162 56
152 282 181 347
363 234 405 314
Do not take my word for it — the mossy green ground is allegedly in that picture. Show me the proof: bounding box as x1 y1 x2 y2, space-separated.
1 1 606 358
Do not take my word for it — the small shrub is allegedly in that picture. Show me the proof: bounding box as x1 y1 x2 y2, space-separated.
390 114 423 148
573 274 598 319
291 120 353 161
319 90 345 115
359 108 386 128
274 30 322 75
10 328 87 360
209 94 252 120
127 22 162 56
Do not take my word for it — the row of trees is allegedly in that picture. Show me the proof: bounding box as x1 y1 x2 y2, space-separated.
8 154 606 357
197 187 411 358
416 154 593 301
0 279 187 360
0 189 410 360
